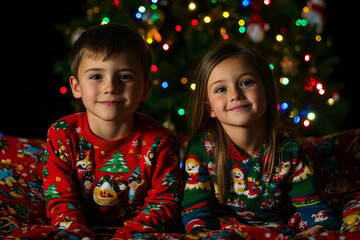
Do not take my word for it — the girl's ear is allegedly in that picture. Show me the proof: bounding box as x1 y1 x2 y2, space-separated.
69 76 82 99
205 100 217 118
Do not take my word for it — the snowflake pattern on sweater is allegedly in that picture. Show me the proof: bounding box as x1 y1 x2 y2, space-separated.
181 134 339 235
43 112 181 237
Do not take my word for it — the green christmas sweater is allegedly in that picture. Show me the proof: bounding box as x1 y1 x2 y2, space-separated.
181 134 339 235
43 112 181 238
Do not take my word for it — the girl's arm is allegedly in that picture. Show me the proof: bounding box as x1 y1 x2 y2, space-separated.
113 134 182 238
288 144 339 231
181 136 218 234
43 126 93 238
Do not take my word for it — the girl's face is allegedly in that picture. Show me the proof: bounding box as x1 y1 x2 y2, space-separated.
206 56 267 131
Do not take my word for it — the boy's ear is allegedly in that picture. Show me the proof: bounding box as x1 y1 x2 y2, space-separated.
205 100 216 118
69 76 82 99
141 80 152 102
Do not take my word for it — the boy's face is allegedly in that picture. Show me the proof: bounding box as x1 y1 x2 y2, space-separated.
70 51 151 127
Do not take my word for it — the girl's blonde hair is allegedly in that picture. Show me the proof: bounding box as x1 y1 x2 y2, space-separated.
190 41 280 204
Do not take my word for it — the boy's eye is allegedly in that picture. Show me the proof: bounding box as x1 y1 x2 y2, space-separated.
90 74 102 80
119 74 133 81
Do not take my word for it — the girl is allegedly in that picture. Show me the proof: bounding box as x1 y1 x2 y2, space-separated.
181 42 339 238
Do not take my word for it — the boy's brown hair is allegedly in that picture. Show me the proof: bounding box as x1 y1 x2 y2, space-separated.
69 23 153 82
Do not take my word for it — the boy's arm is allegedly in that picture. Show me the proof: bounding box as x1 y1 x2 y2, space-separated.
43 127 93 237
288 145 339 231
113 134 182 238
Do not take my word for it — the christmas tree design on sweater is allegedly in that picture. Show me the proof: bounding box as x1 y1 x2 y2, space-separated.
99 151 131 173
44 183 61 202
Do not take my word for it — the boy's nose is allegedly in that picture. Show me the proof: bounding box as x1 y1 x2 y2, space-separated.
104 79 120 94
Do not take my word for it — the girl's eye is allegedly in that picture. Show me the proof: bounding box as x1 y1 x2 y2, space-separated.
215 87 226 93
90 74 102 80
240 80 253 87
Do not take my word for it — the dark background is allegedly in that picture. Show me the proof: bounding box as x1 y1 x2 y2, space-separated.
0 1 358 139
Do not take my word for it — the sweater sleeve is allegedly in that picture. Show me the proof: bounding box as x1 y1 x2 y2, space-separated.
181 136 218 234
113 134 182 238
43 125 94 238
288 143 339 231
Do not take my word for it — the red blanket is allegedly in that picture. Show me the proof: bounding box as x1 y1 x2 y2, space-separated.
1 130 360 239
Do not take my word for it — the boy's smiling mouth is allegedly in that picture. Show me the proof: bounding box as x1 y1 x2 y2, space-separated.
97 100 124 106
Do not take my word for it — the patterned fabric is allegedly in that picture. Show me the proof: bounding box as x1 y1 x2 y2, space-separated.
1 129 360 239
181 134 339 235
43 112 181 238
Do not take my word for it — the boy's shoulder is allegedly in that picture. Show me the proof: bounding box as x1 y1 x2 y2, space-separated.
133 112 179 150
49 112 86 132
134 112 170 137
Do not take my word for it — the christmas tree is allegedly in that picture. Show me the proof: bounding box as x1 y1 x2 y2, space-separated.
99 151 131 173
44 183 61 201
55 0 346 136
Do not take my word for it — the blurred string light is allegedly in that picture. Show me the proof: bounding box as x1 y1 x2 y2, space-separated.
276 34 283 42
151 64 158 72
96 0 336 131
295 18 309 27
203 16 211 23
280 77 289 85
162 43 170 51
161 81 169 89
178 108 185 116
101 17 110 25
241 0 251 7
188 2 196 11
60 87 67 94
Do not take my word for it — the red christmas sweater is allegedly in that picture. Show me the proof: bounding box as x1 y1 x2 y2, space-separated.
43 112 181 238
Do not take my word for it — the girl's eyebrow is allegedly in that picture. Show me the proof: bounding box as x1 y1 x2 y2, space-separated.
209 79 225 89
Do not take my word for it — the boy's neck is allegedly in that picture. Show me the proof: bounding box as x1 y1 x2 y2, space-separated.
87 112 135 140
222 114 266 158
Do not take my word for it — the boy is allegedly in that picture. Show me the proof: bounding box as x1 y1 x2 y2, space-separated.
43 24 181 239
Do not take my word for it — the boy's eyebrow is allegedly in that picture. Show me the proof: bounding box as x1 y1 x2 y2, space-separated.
84 68 104 73
84 68 137 74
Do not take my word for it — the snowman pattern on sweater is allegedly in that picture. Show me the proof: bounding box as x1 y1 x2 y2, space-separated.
181 134 339 234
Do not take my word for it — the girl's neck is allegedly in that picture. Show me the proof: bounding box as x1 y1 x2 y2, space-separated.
222 115 266 158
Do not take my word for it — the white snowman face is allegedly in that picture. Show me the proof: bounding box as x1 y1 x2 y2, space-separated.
232 168 244 180
93 177 118 206
185 158 200 174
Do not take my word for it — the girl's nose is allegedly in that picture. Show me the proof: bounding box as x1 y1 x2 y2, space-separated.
230 87 245 101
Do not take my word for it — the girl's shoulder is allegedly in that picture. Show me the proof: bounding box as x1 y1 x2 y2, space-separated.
278 134 303 160
279 133 301 147
186 134 215 160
